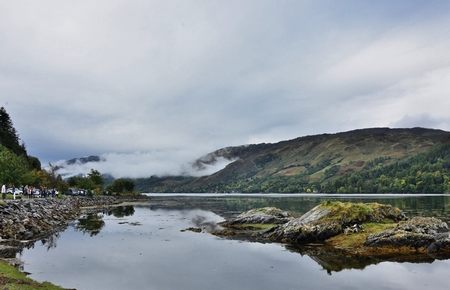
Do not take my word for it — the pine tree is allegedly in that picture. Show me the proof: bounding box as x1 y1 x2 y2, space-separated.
0 107 27 156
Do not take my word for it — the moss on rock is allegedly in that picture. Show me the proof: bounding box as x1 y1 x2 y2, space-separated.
211 201 450 260
267 201 406 244
319 201 406 224
326 222 396 249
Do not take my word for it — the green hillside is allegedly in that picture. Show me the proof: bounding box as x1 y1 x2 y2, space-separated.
0 107 41 171
135 128 450 193
0 107 63 190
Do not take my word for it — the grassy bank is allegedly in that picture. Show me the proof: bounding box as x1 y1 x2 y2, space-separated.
0 261 68 290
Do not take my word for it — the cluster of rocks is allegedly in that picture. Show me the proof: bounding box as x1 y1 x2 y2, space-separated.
266 202 406 243
366 216 450 253
0 196 123 242
213 201 450 258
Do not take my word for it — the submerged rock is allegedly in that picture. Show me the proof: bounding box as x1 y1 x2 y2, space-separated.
181 227 202 233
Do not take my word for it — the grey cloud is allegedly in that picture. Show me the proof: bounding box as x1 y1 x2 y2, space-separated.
1 0 450 177
393 114 450 130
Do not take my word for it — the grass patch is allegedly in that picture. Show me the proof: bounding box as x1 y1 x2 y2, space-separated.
319 201 400 224
0 261 66 290
3 194 23 200
326 222 396 249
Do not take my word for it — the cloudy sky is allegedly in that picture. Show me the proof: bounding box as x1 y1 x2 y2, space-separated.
1 0 450 177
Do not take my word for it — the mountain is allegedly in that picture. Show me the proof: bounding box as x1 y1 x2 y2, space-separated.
66 155 103 165
135 127 450 193
53 155 104 173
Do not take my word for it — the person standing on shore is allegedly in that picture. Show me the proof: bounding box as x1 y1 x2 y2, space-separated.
1 184 6 199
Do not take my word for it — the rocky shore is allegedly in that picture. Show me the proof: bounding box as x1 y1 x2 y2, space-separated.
0 195 150 289
209 201 450 260
0 196 150 258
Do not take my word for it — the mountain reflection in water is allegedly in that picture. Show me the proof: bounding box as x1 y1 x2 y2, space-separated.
75 206 136 236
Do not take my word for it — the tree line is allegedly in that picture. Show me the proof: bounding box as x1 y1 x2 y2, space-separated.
0 107 134 196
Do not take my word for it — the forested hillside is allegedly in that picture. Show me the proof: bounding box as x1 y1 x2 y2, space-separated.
135 128 450 193
0 107 60 188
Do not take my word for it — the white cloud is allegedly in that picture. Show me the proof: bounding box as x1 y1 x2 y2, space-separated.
52 151 236 178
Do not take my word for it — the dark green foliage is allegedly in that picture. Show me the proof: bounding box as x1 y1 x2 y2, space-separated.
0 107 27 156
67 169 104 194
76 213 105 236
109 178 135 194
88 169 104 188
0 107 67 191
27 155 42 170
322 144 450 193
109 206 135 218
68 175 95 190
324 165 340 179
0 145 29 185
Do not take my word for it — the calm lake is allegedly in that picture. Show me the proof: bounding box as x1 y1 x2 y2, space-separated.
18 194 450 290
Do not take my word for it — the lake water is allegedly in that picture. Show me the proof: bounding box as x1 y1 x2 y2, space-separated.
18 194 450 290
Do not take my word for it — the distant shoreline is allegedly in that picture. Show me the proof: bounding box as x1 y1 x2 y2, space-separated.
144 193 450 197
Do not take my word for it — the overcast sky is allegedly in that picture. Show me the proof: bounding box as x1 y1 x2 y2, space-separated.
1 0 450 177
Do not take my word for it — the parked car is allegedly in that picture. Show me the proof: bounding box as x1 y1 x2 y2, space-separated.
7 188 23 195
66 188 86 196
33 189 41 197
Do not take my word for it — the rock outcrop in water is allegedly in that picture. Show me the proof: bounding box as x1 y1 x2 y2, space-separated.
267 201 406 243
225 207 292 225
365 217 450 252
212 201 450 259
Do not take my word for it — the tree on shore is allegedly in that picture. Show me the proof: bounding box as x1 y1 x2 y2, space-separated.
0 145 29 185
109 178 135 194
88 169 104 194
66 169 104 195
0 107 27 156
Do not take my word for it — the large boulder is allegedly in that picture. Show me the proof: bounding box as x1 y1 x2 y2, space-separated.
224 207 292 225
267 201 406 244
212 207 292 239
365 217 449 251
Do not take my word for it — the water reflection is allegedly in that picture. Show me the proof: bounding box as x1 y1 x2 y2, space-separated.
107 205 135 218
75 206 136 236
284 245 440 274
76 213 106 236
39 232 61 251
14 197 450 290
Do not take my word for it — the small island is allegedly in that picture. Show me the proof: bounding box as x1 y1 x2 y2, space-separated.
192 201 450 270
